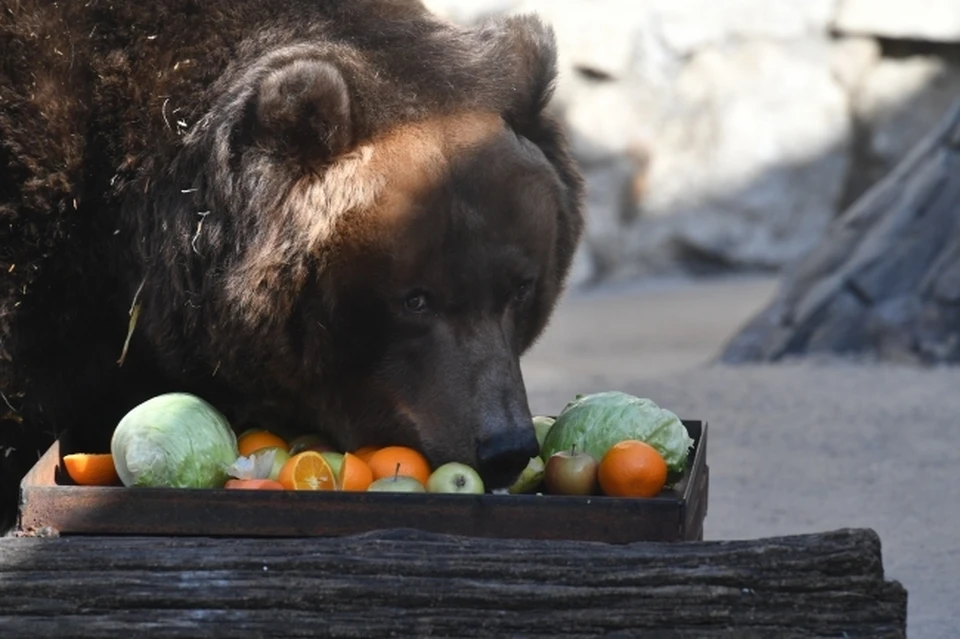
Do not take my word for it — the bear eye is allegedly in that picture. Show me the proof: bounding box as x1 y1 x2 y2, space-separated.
513 279 535 304
403 290 430 314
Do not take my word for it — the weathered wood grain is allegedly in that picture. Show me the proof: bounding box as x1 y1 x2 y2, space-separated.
721 96 960 364
0 527 907 638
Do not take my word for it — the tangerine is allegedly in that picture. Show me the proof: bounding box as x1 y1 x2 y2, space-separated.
352 445 380 463
597 440 668 498
366 446 431 485
62 453 120 486
338 452 374 492
276 451 337 491
237 430 289 457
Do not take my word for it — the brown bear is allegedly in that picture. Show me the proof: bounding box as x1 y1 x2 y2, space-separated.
0 0 583 527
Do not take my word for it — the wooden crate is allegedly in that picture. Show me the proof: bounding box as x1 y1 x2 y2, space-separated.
17 421 709 543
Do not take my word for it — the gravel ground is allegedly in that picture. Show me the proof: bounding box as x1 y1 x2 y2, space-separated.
522 275 960 639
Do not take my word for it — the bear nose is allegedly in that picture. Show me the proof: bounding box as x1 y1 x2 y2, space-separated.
476 428 540 490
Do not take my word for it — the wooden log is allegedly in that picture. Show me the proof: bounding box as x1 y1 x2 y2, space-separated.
721 96 960 364
0 527 906 638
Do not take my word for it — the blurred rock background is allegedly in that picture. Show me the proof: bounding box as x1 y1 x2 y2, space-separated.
423 0 960 288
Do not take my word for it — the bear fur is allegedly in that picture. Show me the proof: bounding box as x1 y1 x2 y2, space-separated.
0 0 583 527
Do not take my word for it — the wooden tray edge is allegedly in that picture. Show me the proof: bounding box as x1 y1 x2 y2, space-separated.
18 421 709 543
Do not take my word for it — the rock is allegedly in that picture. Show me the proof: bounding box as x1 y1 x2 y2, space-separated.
826 37 882 95
561 82 651 164
858 57 960 163
565 243 597 290
653 0 839 55
833 0 960 44
866 296 926 364
578 156 646 279
634 40 852 270
509 0 654 82
719 97 960 364
554 86 650 283
843 55 960 206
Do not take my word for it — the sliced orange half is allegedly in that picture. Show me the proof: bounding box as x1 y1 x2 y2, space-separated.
276 451 337 491
62 453 120 486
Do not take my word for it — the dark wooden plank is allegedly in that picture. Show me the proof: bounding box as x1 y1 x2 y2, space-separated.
0 527 907 638
18 422 708 543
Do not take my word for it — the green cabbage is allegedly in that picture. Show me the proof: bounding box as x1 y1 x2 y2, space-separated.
540 391 694 474
111 392 239 489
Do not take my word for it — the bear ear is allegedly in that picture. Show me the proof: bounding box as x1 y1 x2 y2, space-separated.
250 59 353 165
487 14 559 129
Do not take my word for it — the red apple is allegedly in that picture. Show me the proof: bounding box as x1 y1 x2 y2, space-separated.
544 446 599 496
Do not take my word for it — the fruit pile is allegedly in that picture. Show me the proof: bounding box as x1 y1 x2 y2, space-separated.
224 432 487 494
62 390 695 500
539 439 669 498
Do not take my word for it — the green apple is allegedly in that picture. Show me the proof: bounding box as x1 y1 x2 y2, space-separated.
544 446 598 496
367 475 426 493
320 451 344 481
426 462 485 494
532 416 555 453
507 456 545 494
260 446 291 481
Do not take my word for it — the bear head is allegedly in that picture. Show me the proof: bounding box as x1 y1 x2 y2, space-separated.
129 8 584 489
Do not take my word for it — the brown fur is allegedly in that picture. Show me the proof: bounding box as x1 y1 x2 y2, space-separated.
0 0 583 525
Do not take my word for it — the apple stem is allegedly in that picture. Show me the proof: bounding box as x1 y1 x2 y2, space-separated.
394 462 401 481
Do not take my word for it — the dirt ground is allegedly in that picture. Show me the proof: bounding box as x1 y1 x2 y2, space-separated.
522 275 960 639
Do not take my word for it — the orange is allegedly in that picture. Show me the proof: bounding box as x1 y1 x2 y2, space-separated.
62 453 120 486
597 440 668 498
237 430 289 457
224 478 285 490
276 451 337 491
352 445 380 463
366 446 431 485
338 452 374 492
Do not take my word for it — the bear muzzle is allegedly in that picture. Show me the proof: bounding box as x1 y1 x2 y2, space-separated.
475 426 540 490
